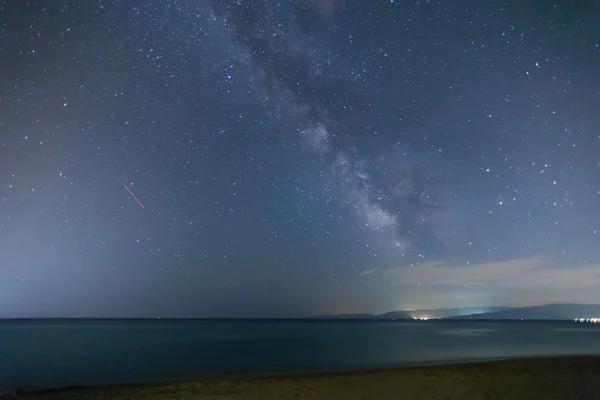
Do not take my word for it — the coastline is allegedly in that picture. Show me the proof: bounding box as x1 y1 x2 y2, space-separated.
16 355 600 399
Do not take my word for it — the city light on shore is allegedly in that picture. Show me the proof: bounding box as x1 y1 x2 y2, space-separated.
575 318 599 323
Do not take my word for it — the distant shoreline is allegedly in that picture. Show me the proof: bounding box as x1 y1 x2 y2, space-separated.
0 317 586 322
17 355 600 399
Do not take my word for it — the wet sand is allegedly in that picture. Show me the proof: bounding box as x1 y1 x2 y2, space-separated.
14 356 600 400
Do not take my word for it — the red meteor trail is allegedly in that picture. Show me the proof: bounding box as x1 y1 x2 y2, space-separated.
124 184 144 209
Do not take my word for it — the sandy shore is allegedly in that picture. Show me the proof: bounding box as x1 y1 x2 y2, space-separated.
13 356 600 399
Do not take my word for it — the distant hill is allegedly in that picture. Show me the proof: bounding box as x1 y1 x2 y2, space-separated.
382 307 515 319
448 303 600 320
313 313 384 319
313 304 600 320
313 306 515 320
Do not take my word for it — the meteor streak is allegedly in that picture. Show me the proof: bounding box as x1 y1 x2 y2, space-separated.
124 184 144 209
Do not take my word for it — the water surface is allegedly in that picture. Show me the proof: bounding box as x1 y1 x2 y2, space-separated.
1 319 599 390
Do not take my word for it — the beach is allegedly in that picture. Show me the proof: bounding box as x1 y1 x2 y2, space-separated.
16 356 600 400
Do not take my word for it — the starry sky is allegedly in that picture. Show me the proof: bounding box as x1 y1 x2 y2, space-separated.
1 0 599 318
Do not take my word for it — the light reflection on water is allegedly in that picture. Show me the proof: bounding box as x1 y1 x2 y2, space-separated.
436 328 498 336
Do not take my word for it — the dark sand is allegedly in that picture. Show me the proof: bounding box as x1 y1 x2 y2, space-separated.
11 356 600 400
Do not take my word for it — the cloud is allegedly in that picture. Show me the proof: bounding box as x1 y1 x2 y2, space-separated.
378 257 600 309
383 257 600 290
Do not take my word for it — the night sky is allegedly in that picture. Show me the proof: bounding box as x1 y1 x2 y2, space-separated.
1 0 599 318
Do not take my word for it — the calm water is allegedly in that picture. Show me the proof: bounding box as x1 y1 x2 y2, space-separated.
2 319 600 390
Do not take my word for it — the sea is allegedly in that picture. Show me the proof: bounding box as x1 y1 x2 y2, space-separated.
1 319 600 390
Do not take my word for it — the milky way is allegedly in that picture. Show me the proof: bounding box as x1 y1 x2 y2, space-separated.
208 0 449 256
1 0 599 317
